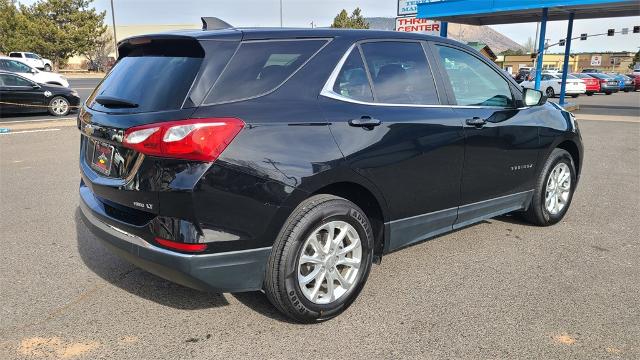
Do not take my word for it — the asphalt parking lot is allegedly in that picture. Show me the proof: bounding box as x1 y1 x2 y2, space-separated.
0 87 638 359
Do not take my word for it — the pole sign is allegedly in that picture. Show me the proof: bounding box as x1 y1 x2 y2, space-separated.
395 16 441 35
398 0 432 16
590 55 602 66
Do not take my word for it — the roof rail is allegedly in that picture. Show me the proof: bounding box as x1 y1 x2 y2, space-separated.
201 17 233 31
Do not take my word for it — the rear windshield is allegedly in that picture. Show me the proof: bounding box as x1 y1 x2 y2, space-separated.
88 39 204 113
204 39 328 104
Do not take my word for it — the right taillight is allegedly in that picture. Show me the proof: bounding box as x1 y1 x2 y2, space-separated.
123 118 244 162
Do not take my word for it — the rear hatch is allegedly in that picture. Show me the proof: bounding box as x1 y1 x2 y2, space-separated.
79 33 241 218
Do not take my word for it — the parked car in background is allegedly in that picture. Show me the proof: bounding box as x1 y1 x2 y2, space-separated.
515 68 530 83
626 73 640 91
0 71 79 116
520 73 585 98
607 73 634 92
581 68 602 73
8 52 53 71
0 56 69 87
586 73 619 95
572 73 600 96
78 26 583 322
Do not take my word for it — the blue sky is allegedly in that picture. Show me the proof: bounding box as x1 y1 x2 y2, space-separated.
17 0 640 52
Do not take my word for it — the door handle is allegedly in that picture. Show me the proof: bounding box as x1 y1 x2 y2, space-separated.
465 117 487 128
349 116 382 129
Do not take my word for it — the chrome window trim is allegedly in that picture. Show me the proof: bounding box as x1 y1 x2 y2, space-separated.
320 42 515 110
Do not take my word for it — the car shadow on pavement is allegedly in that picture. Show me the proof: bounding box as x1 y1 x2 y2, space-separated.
74 208 230 310
231 292 297 323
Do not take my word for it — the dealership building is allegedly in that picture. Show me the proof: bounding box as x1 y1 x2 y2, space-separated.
497 52 637 74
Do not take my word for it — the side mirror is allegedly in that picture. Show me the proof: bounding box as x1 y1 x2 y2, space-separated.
30 68 38 74
523 88 546 106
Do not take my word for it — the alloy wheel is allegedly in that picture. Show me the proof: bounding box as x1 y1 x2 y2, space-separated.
544 162 571 215
51 98 69 115
297 220 362 305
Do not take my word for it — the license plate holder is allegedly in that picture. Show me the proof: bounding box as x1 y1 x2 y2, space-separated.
90 140 114 175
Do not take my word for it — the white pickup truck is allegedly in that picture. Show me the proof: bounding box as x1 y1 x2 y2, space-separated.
8 52 53 71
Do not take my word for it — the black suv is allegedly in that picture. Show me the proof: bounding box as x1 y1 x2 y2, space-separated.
79 21 583 322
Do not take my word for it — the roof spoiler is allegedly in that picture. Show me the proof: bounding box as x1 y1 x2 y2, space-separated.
201 17 233 31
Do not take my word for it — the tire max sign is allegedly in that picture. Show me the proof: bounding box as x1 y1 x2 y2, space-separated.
396 0 441 36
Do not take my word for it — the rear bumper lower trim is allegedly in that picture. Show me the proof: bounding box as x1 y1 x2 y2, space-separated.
79 185 271 293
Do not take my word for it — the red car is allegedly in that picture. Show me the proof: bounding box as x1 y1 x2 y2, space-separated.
626 73 640 91
572 73 600 95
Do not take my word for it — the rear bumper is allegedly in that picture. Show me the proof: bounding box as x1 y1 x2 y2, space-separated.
79 184 271 293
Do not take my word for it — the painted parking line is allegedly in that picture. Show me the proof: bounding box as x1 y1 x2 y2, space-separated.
0 117 75 125
0 128 61 135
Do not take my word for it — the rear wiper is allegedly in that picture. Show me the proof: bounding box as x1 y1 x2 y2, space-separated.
94 95 139 108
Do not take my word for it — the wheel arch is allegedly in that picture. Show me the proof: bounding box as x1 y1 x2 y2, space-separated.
309 181 387 259
556 140 581 177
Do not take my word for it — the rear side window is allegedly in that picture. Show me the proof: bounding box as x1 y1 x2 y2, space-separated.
360 41 438 105
88 39 204 113
204 39 327 104
9 53 21 58
332 49 373 102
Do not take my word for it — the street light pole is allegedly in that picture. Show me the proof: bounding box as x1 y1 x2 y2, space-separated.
110 0 118 57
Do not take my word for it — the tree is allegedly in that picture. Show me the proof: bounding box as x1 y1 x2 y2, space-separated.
629 49 640 70
331 8 369 29
500 48 526 56
0 0 27 54
0 0 107 68
522 36 535 53
83 31 114 72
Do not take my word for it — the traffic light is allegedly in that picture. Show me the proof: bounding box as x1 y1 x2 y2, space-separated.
607 29 615 36
559 39 565 46
634 26 640 34
580 33 587 40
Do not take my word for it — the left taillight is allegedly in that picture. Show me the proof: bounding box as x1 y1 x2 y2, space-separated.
122 118 244 162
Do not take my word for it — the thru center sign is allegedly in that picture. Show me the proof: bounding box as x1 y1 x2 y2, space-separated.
395 16 441 36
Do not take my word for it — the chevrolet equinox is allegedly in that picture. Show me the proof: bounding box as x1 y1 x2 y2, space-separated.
79 19 583 322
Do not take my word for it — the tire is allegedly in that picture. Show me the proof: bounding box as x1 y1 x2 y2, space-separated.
546 87 555 98
523 148 576 226
48 96 70 116
264 194 374 323
605 91 612 95
44 64 52 72
571 94 579 98
586 92 593 96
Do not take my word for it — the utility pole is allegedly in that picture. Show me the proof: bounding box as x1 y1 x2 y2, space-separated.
110 0 118 57
279 0 283 27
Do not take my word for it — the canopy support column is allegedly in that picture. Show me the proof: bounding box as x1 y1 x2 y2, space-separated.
440 21 448 38
534 8 548 90
559 12 575 106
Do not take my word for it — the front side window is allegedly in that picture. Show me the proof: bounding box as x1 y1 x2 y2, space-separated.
436 45 514 107
26 53 39 59
0 74 33 87
5 60 32 73
332 49 373 102
205 39 327 104
360 41 438 105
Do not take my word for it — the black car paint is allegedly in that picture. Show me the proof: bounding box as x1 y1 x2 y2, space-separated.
78 28 583 292
0 72 80 115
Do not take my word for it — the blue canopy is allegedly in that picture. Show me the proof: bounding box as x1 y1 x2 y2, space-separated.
417 0 639 25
